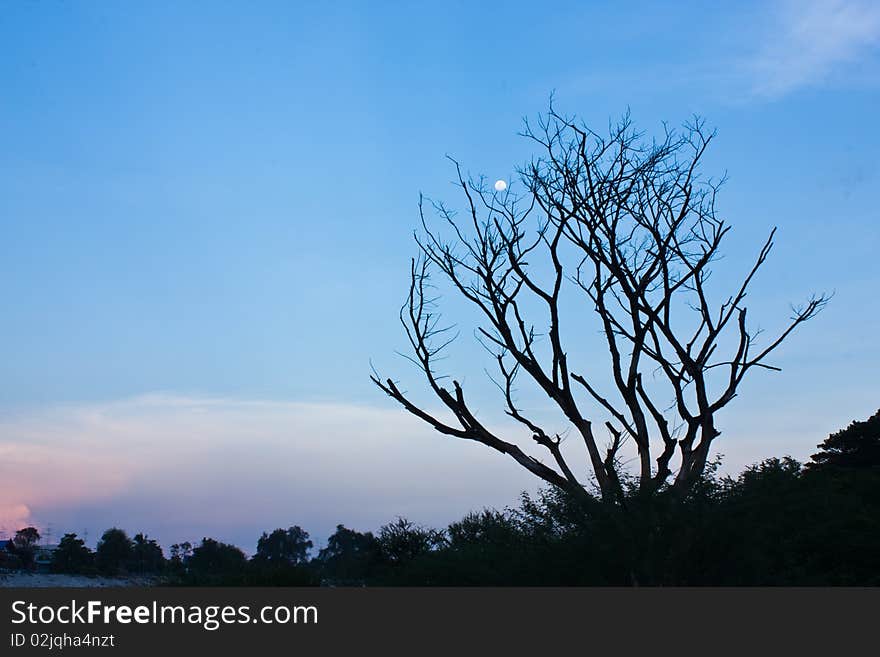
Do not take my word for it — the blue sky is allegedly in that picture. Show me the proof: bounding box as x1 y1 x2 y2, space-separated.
1 0 878 550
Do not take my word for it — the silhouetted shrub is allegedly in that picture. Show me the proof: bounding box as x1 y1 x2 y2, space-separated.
51 533 94 574
96 528 133 576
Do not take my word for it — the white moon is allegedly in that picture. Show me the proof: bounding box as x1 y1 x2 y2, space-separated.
494 179 507 192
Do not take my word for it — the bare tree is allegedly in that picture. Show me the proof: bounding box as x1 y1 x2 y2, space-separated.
372 107 827 504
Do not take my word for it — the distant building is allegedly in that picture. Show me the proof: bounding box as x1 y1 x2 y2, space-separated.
34 545 58 573
0 538 58 572
0 539 21 570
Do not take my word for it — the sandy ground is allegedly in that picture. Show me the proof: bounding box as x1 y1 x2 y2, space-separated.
0 572 159 587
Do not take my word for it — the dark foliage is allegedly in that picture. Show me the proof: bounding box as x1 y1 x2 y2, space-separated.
8 527 40 570
240 525 318 586
177 536 318 586
27 412 880 586
369 454 879 586
253 526 312 566
315 525 381 585
50 533 94 574
167 541 193 574
95 528 133 575
808 409 880 470
0 542 24 570
129 533 165 574
185 538 248 583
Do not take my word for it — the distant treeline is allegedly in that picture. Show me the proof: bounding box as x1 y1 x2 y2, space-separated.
4 410 878 585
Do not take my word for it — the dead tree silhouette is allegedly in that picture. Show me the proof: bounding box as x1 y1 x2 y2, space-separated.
373 106 828 503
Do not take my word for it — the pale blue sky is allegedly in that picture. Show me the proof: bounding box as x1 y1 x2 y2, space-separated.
1 1 878 549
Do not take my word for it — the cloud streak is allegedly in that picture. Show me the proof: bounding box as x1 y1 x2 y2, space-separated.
0 395 538 549
0 391 843 549
748 0 880 98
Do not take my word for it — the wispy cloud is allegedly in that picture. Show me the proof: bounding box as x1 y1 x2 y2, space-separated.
0 392 841 548
0 395 537 548
748 0 880 98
